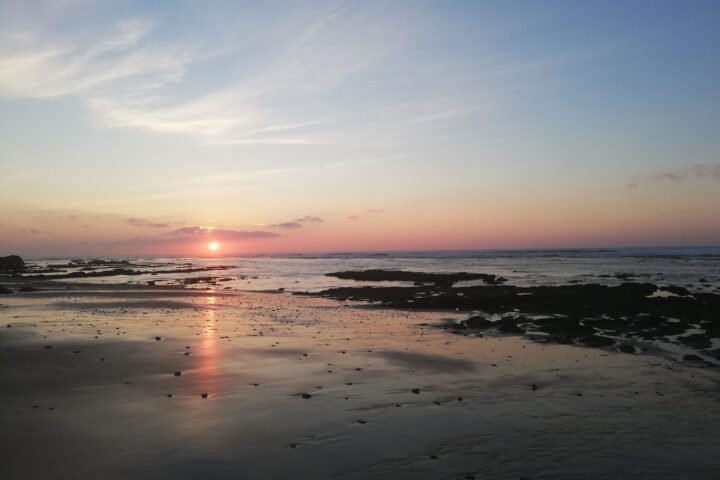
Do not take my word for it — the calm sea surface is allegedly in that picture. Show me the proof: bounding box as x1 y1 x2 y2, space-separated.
28 247 720 293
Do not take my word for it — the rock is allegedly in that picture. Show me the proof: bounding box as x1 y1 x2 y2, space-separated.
18 286 37 292
0 255 24 273
462 315 495 329
173 371 182 376
201 393 208 398
496 318 525 334
617 344 636 354
325 269 506 286
665 285 691 296
301 393 312 399
683 354 704 362
411 388 420 394
576 335 615 348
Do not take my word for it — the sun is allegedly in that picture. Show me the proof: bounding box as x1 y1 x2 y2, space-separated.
208 241 219 252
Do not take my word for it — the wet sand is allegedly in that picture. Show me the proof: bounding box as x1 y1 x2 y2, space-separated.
2 286 720 479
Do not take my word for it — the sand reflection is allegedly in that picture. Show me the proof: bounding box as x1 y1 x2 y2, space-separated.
195 295 220 397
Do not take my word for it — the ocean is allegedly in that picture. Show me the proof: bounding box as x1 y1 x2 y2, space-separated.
27 247 720 293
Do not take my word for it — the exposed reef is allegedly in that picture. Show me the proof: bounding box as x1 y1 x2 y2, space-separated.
307 279 720 364
326 269 506 285
21 265 231 280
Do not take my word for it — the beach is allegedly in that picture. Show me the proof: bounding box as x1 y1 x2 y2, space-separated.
2 275 720 479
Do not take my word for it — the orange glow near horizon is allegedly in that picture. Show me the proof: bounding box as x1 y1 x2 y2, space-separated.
208 241 219 252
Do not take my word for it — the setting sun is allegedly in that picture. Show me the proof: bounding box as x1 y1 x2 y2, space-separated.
208 241 219 251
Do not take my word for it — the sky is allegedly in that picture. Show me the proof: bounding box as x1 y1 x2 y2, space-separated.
1 0 719 256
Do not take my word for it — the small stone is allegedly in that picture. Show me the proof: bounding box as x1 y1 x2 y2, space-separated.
411 388 420 394
201 393 208 398
301 393 312 399
173 371 182 376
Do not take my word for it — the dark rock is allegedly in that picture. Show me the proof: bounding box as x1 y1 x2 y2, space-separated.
462 315 495 329
18 286 37 292
576 335 614 348
326 269 506 286
683 354 704 362
0 255 24 273
678 334 713 350
664 285 691 296
301 393 312 399
496 318 524 334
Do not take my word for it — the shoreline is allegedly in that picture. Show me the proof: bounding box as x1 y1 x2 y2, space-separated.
2 276 720 478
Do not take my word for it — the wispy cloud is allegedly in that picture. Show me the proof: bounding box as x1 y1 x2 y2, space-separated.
170 226 281 240
0 1 584 147
0 2 416 145
295 215 323 223
0 19 189 99
348 208 386 221
631 163 720 187
269 215 324 229
269 222 302 229
126 217 169 229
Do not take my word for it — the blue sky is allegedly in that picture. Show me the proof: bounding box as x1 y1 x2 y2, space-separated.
1 0 719 255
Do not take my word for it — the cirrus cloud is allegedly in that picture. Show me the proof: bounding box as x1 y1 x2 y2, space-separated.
170 226 281 240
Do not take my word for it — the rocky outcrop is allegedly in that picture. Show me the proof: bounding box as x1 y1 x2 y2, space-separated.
0 255 25 273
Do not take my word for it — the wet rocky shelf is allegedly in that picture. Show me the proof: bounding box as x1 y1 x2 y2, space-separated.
304 279 720 364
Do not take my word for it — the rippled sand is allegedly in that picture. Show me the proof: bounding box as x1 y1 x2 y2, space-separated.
1 287 719 479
